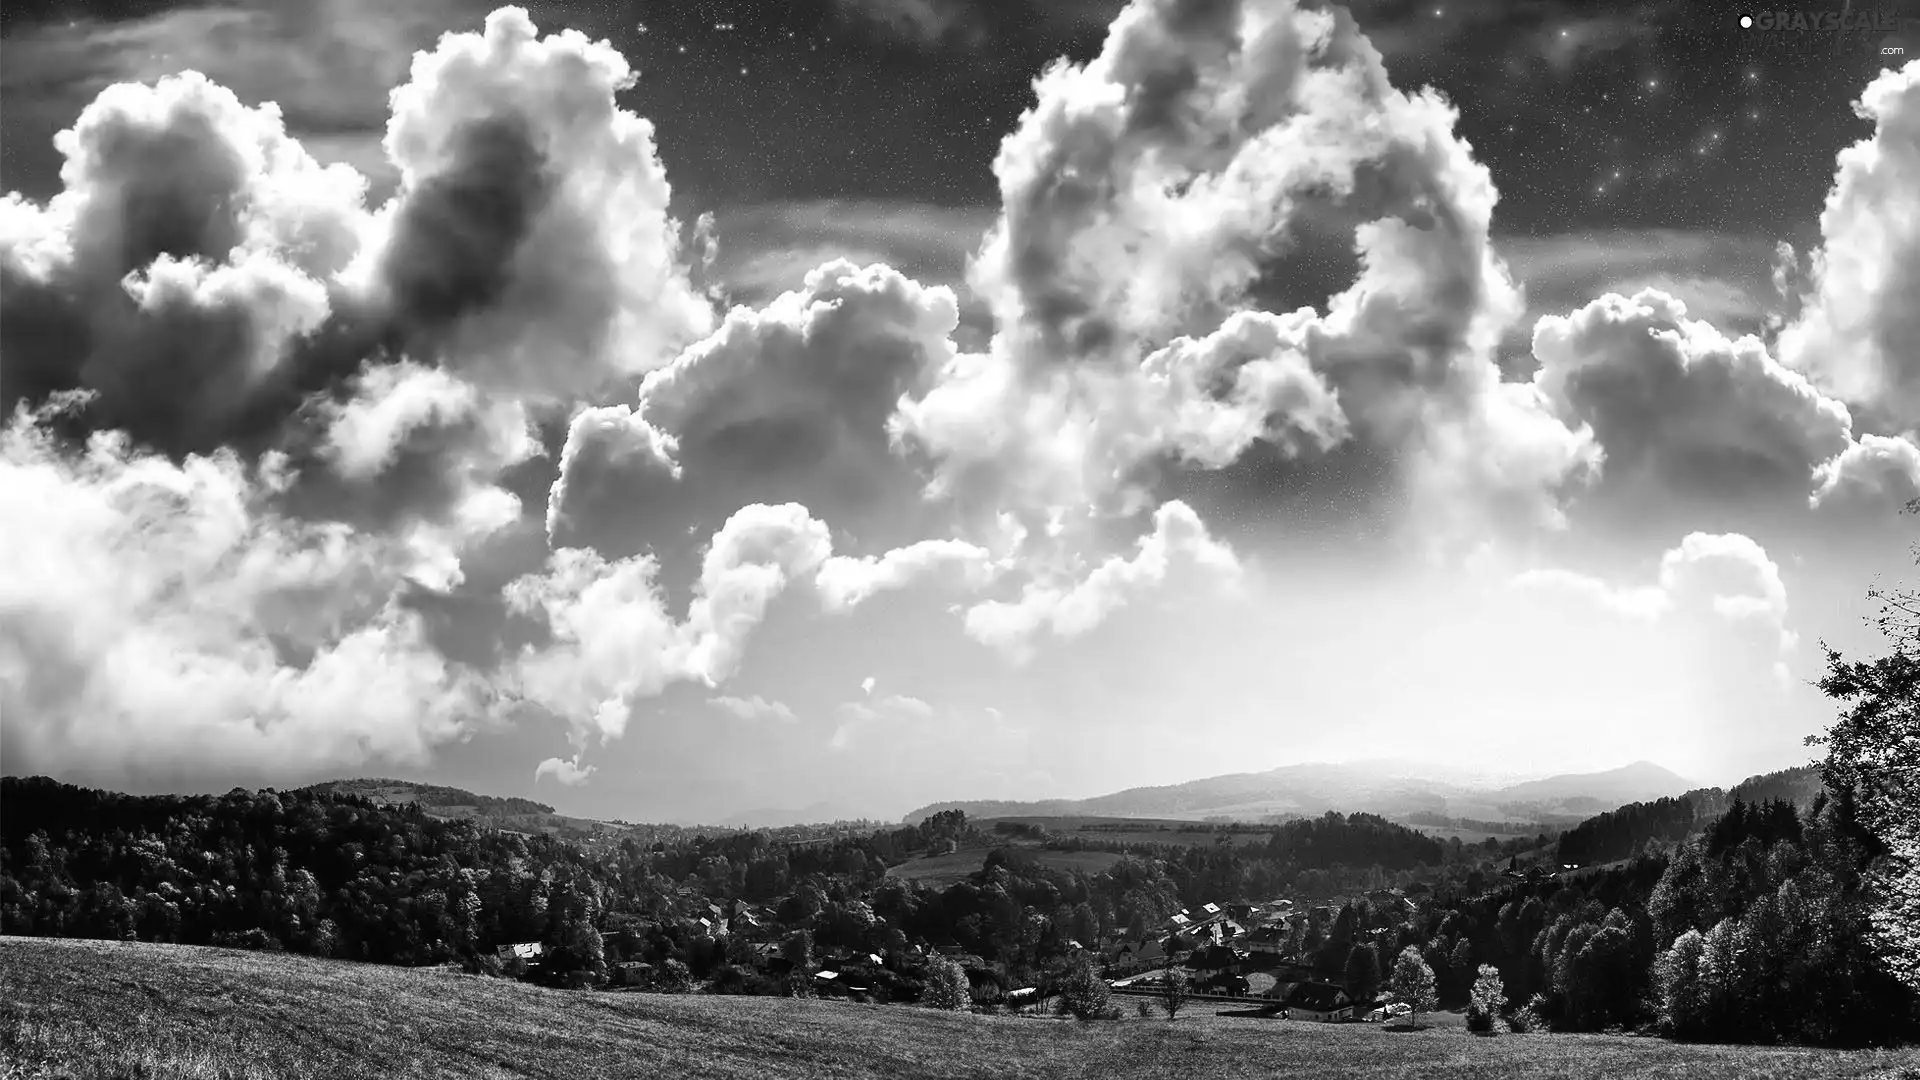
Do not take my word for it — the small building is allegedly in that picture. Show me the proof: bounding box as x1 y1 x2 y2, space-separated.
1244 925 1290 955
1005 987 1040 1012
1284 981 1354 1022
497 942 545 962
1188 944 1243 977
612 961 652 987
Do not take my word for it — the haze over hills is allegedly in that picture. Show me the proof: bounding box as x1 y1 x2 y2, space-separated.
900 759 1697 826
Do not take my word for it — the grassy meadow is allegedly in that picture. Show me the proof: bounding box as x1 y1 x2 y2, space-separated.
884 845 1124 887
5 938 1919 1079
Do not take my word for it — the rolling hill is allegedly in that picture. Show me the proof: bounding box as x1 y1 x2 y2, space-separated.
5 937 1914 1080
902 760 1696 826
299 778 631 841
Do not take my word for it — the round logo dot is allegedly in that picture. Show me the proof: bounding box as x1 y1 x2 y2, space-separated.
1739 15 1753 28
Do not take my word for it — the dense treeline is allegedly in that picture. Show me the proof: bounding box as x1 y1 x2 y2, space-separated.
0 780 1504 1002
1406 793 1920 1046
1555 796 1702 867
300 779 555 818
1553 765 1830 869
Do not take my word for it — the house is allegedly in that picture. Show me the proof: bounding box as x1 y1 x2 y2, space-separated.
1188 944 1243 977
707 903 729 935
1284 981 1354 1022
1006 987 1040 1012
497 942 545 962
1244 925 1291 955
611 961 652 987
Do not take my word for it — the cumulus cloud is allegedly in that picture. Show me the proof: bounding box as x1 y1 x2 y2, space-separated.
892 0 1598 544
1531 288 1919 513
358 6 713 401
546 258 959 553
1514 530 1797 654
964 500 1240 662
816 538 998 611
1776 61 1920 421
502 502 827 749
0 6 714 784
3 2 1911 795
534 754 595 786
0 399 491 784
709 694 798 723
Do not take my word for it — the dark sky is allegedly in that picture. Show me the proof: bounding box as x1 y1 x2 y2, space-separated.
3 0 1915 243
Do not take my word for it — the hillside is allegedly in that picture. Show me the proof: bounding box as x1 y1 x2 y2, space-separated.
1488 761 1694 812
5 938 1916 1080
902 760 1694 826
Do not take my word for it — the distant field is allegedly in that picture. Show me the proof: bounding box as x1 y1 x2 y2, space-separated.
886 845 1124 887
981 817 1278 849
5 938 1917 1080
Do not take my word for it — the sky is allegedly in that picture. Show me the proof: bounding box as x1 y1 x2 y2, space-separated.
1 0 1917 825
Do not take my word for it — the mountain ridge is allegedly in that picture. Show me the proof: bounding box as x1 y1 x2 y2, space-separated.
900 759 1696 825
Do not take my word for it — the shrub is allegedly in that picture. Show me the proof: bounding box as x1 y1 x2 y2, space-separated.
1136 997 1153 1018
1056 957 1113 1022
922 955 972 1011
1509 994 1548 1034
1467 964 1503 1034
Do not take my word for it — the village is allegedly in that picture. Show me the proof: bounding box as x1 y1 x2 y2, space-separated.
493 885 1450 1024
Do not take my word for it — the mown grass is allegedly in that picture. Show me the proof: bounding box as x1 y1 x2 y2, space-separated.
884 846 1123 888
4 937 1918 1080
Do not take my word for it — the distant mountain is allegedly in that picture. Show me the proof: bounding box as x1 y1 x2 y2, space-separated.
900 759 1695 826
1490 761 1694 812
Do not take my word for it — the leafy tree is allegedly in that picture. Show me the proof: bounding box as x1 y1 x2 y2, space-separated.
1467 963 1504 1033
1055 955 1112 1021
1388 946 1438 1028
1653 928 1707 1039
1343 942 1380 1004
922 954 972 1011
1810 638 1920 994
1156 967 1190 1020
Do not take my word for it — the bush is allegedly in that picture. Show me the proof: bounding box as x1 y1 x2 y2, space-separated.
921 955 972 1011
1056 957 1113 1022
1467 964 1503 1035
1508 994 1547 1034
1136 997 1153 1018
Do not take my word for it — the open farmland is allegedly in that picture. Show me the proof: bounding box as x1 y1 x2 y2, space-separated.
5 938 1918 1080
980 817 1283 849
886 844 1125 887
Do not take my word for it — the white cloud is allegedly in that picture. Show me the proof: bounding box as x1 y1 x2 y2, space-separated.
1531 287 1920 514
1776 61 1920 420
964 500 1240 662
352 5 713 400
860 676 877 695
892 0 1598 547
1514 530 1797 653
815 538 998 612
534 754 596 786
709 694 797 723
0 402 490 784
503 502 833 749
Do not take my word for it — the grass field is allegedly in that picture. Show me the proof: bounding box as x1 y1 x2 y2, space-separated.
885 845 1125 887
5 938 1918 1080
980 817 1281 849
